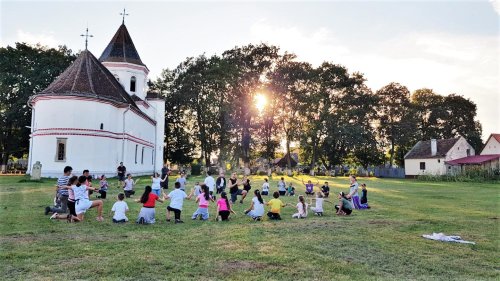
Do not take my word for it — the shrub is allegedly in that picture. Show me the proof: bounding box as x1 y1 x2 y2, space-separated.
190 164 201 176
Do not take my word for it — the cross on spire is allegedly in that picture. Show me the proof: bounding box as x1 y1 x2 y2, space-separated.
120 8 129 24
80 27 93 50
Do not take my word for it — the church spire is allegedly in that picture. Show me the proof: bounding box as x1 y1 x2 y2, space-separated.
98 23 147 68
120 8 129 25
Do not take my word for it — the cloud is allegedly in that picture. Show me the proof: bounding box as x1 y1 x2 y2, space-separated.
15 30 59 47
248 20 350 66
491 0 500 14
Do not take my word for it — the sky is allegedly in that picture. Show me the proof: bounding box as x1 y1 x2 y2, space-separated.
1 0 499 141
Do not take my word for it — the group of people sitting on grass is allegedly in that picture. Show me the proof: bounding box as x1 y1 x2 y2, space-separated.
44 166 370 224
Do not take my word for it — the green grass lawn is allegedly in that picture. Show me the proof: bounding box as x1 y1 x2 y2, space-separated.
0 174 498 281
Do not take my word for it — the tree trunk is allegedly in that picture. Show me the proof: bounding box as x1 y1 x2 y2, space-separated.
389 139 395 167
285 134 292 176
309 135 318 176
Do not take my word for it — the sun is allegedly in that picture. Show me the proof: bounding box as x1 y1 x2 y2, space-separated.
254 93 267 113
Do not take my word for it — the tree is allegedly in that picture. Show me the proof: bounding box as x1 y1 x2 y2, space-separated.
411 88 445 140
442 94 483 151
268 57 311 174
149 70 195 165
376 82 417 166
222 44 281 172
0 43 76 171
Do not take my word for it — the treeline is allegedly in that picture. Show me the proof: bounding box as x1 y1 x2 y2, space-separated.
151 43 483 170
0 43 76 168
0 43 483 171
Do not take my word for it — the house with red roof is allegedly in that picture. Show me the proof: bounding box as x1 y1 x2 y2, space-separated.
445 134 500 175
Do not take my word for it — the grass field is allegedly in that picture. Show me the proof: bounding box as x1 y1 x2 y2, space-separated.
0 174 498 281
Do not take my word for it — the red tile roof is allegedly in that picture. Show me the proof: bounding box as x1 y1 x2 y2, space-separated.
36 50 138 107
445 154 500 165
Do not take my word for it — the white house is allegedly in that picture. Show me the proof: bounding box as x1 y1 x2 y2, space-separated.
444 133 500 174
404 137 475 177
27 23 165 178
480 134 500 155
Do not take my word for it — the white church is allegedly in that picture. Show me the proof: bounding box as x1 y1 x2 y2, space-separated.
27 22 165 178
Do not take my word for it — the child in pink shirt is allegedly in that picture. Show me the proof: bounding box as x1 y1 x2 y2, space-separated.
191 185 214 221
216 192 235 221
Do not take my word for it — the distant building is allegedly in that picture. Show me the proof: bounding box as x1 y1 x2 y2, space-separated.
27 22 165 177
445 134 500 174
404 137 474 177
274 153 299 168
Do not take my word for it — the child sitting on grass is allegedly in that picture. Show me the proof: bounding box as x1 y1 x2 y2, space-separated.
245 189 265 221
286 183 295 196
292 195 308 219
192 185 215 221
111 193 129 223
261 178 270 196
360 183 370 209
97 175 108 199
267 191 286 220
216 191 236 221
309 192 330 216
136 186 163 224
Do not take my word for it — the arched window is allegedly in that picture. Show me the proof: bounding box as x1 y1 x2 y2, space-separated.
100 123 103 130
130 76 136 92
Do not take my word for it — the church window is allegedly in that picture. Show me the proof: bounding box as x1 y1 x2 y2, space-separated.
135 144 138 164
141 147 145 164
100 123 103 130
130 76 136 92
55 138 67 162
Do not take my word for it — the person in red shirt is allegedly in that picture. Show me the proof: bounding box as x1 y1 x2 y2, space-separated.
136 186 163 224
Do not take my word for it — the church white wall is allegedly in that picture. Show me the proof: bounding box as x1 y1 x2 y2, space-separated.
29 98 156 178
147 99 165 173
103 62 148 100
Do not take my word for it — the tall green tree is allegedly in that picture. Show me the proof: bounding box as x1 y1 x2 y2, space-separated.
268 57 312 174
222 44 281 172
411 88 445 140
442 94 483 151
0 43 76 170
376 82 417 166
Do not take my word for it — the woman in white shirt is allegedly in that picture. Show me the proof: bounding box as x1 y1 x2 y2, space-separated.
244 190 265 220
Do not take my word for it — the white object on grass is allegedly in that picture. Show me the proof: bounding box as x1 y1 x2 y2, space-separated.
422 233 475 245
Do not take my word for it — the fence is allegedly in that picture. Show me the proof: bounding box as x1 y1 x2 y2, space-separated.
374 167 405 178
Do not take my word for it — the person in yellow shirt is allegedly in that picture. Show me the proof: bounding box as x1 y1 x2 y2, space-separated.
267 191 287 220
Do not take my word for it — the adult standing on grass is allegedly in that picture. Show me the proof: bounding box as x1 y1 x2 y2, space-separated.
161 163 170 190
45 165 72 216
215 172 226 194
204 170 216 198
117 162 126 188
347 175 366 209
228 172 247 204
